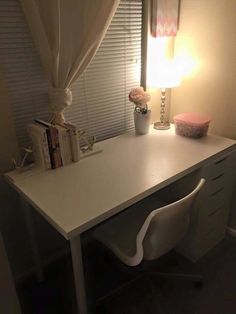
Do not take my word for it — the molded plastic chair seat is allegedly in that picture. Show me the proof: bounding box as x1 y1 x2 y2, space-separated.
93 179 205 267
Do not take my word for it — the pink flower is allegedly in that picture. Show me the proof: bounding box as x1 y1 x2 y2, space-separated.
128 87 151 106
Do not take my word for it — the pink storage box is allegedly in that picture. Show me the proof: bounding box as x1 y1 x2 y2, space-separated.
173 113 211 138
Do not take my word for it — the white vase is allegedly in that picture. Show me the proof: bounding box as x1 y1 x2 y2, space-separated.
134 110 151 135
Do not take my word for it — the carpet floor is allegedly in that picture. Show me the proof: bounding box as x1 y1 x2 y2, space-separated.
17 235 236 314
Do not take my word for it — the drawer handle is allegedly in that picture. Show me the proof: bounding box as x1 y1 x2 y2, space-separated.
212 173 224 181
215 157 227 165
211 187 224 197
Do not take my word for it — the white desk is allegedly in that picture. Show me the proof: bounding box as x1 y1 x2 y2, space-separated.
5 126 236 314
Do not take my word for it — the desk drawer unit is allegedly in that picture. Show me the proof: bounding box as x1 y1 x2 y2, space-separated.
177 149 236 262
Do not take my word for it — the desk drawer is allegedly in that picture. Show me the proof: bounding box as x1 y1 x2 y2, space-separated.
176 150 236 262
196 202 229 236
200 174 230 198
196 175 232 212
195 175 231 237
195 227 225 259
197 194 230 222
202 151 236 179
197 159 234 211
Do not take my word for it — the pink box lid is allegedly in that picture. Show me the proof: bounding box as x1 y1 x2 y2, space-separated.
173 112 211 126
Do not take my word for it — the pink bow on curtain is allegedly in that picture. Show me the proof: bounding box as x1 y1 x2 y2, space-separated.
151 0 180 37
20 0 120 125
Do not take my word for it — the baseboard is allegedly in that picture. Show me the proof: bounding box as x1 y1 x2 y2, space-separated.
227 227 236 237
15 247 70 285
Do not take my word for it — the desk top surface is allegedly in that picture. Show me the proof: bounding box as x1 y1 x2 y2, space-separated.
5 126 236 239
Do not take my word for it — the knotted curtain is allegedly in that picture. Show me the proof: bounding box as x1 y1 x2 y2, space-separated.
20 0 120 124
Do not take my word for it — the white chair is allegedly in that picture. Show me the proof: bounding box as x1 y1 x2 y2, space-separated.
93 178 205 269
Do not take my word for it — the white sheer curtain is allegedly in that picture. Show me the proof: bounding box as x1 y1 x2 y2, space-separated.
20 0 120 124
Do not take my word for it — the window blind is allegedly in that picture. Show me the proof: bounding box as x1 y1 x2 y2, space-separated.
0 0 142 149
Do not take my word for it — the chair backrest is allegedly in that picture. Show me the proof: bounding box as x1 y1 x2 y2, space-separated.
136 178 205 262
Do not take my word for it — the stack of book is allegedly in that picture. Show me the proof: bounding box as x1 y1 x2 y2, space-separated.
27 120 80 170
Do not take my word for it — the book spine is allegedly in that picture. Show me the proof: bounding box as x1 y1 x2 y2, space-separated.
29 123 51 170
61 129 73 165
41 131 51 170
27 125 46 170
46 128 56 169
56 128 65 166
34 119 54 169
51 127 62 168
56 126 70 166
69 128 80 162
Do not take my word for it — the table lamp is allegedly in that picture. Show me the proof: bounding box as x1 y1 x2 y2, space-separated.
153 62 180 130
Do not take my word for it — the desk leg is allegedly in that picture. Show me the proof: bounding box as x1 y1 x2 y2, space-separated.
20 198 44 282
70 236 87 314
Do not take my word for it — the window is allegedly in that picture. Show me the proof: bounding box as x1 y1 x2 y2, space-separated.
0 0 143 148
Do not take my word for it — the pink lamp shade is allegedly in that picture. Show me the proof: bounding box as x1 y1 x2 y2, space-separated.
151 0 180 37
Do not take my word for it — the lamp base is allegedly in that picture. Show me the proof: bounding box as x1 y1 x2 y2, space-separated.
153 121 170 130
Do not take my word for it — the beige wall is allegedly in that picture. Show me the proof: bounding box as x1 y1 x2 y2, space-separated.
0 67 33 277
170 0 236 139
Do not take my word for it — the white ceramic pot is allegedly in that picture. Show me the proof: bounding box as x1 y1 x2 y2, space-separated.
134 110 151 135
